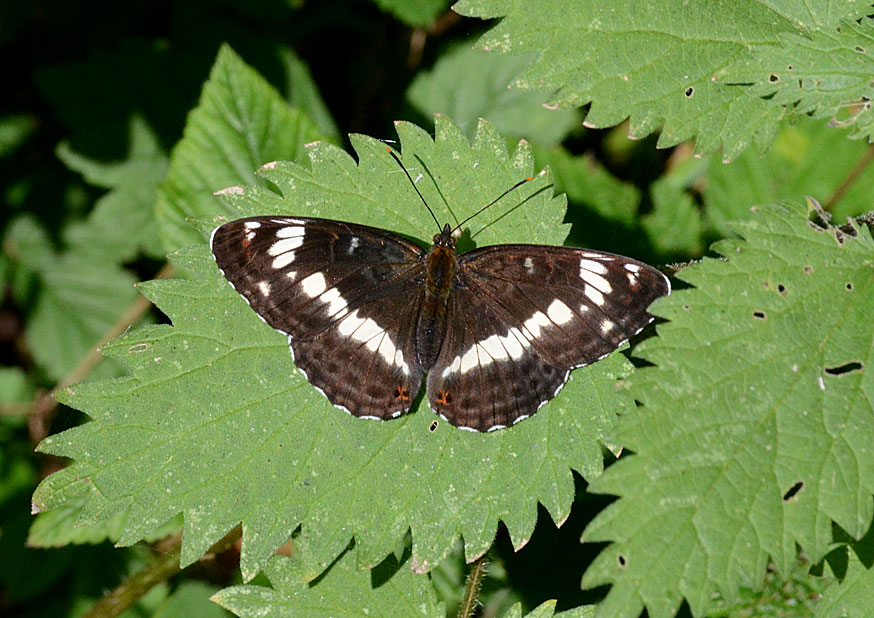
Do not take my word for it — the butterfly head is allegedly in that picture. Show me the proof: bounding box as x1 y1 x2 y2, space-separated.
433 223 457 250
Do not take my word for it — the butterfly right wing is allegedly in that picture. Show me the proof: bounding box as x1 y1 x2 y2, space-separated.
210 216 427 419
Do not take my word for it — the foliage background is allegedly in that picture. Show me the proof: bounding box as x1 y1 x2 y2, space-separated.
1 1 873 617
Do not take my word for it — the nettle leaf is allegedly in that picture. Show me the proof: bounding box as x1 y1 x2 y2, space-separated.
582 201 874 618
816 530 874 618
214 550 443 617
717 18 874 142
407 42 579 146
155 44 328 252
454 0 868 159
33 117 637 583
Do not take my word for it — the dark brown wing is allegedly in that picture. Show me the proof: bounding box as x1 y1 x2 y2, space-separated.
211 216 427 420
427 244 670 431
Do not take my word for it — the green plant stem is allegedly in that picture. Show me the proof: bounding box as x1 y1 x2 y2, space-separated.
457 555 488 618
27 263 175 442
823 143 874 212
83 526 241 618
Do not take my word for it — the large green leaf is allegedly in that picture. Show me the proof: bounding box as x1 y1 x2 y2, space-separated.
155 44 328 252
407 42 579 146
33 117 639 584
454 0 870 160
582 201 874 617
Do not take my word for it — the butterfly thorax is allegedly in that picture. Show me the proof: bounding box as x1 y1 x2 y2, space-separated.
416 226 458 369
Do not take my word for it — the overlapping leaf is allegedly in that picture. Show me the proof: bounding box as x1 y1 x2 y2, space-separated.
155 44 328 252
33 116 639 584
717 18 874 142
582 201 874 617
454 0 870 159
407 42 579 145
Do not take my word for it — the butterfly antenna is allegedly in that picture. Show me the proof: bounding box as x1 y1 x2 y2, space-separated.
384 147 442 232
451 175 535 235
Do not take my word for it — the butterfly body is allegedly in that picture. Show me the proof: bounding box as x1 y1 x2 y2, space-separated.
211 215 670 432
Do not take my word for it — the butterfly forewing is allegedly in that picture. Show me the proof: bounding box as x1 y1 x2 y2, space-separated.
425 245 670 430
211 216 427 419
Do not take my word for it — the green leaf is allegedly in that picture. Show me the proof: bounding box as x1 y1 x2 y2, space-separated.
453 0 869 159
155 44 328 252
704 116 874 237
407 42 579 146
370 0 449 27
33 117 635 584
816 531 874 618
717 18 874 142
0 113 37 158
57 115 168 261
154 581 230 618
5 216 141 382
213 550 443 617
582 201 874 617
27 493 182 548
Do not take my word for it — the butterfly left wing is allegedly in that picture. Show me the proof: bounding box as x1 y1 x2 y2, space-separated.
427 245 670 431
210 216 428 420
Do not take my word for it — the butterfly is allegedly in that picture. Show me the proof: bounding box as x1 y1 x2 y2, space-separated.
210 151 670 432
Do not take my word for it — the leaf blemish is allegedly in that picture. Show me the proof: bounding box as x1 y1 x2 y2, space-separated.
128 343 150 353
803 266 813 274
824 361 864 376
783 481 803 501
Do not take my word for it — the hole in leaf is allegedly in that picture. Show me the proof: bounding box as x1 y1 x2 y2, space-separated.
846 282 854 291
429 420 439 432
768 73 779 83
753 311 766 320
825 361 864 376
683 304 690 310
787 64 794 70
777 283 787 295
684 86 694 97
783 481 804 501
617 554 627 568
855 45 866 53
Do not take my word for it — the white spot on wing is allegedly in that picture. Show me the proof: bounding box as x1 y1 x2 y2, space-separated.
301 272 327 298
276 226 305 239
348 237 360 254
258 281 271 296
244 221 261 229
585 286 605 306
625 263 641 273
523 311 550 339
524 257 534 273
269 235 304 256
272 252 296 269
579 258 608 275
580 270 612 293
601 320 614 333
546 299 573 325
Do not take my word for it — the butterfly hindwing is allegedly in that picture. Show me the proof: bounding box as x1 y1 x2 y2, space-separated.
211 216 427 419
426 245 670 430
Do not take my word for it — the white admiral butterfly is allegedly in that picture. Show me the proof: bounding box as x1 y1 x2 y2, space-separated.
210 149 670 432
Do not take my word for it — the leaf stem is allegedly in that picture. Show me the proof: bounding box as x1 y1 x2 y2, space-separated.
823 143 874 212
83 526 241 618
27 263 175 443
457 555 488 618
